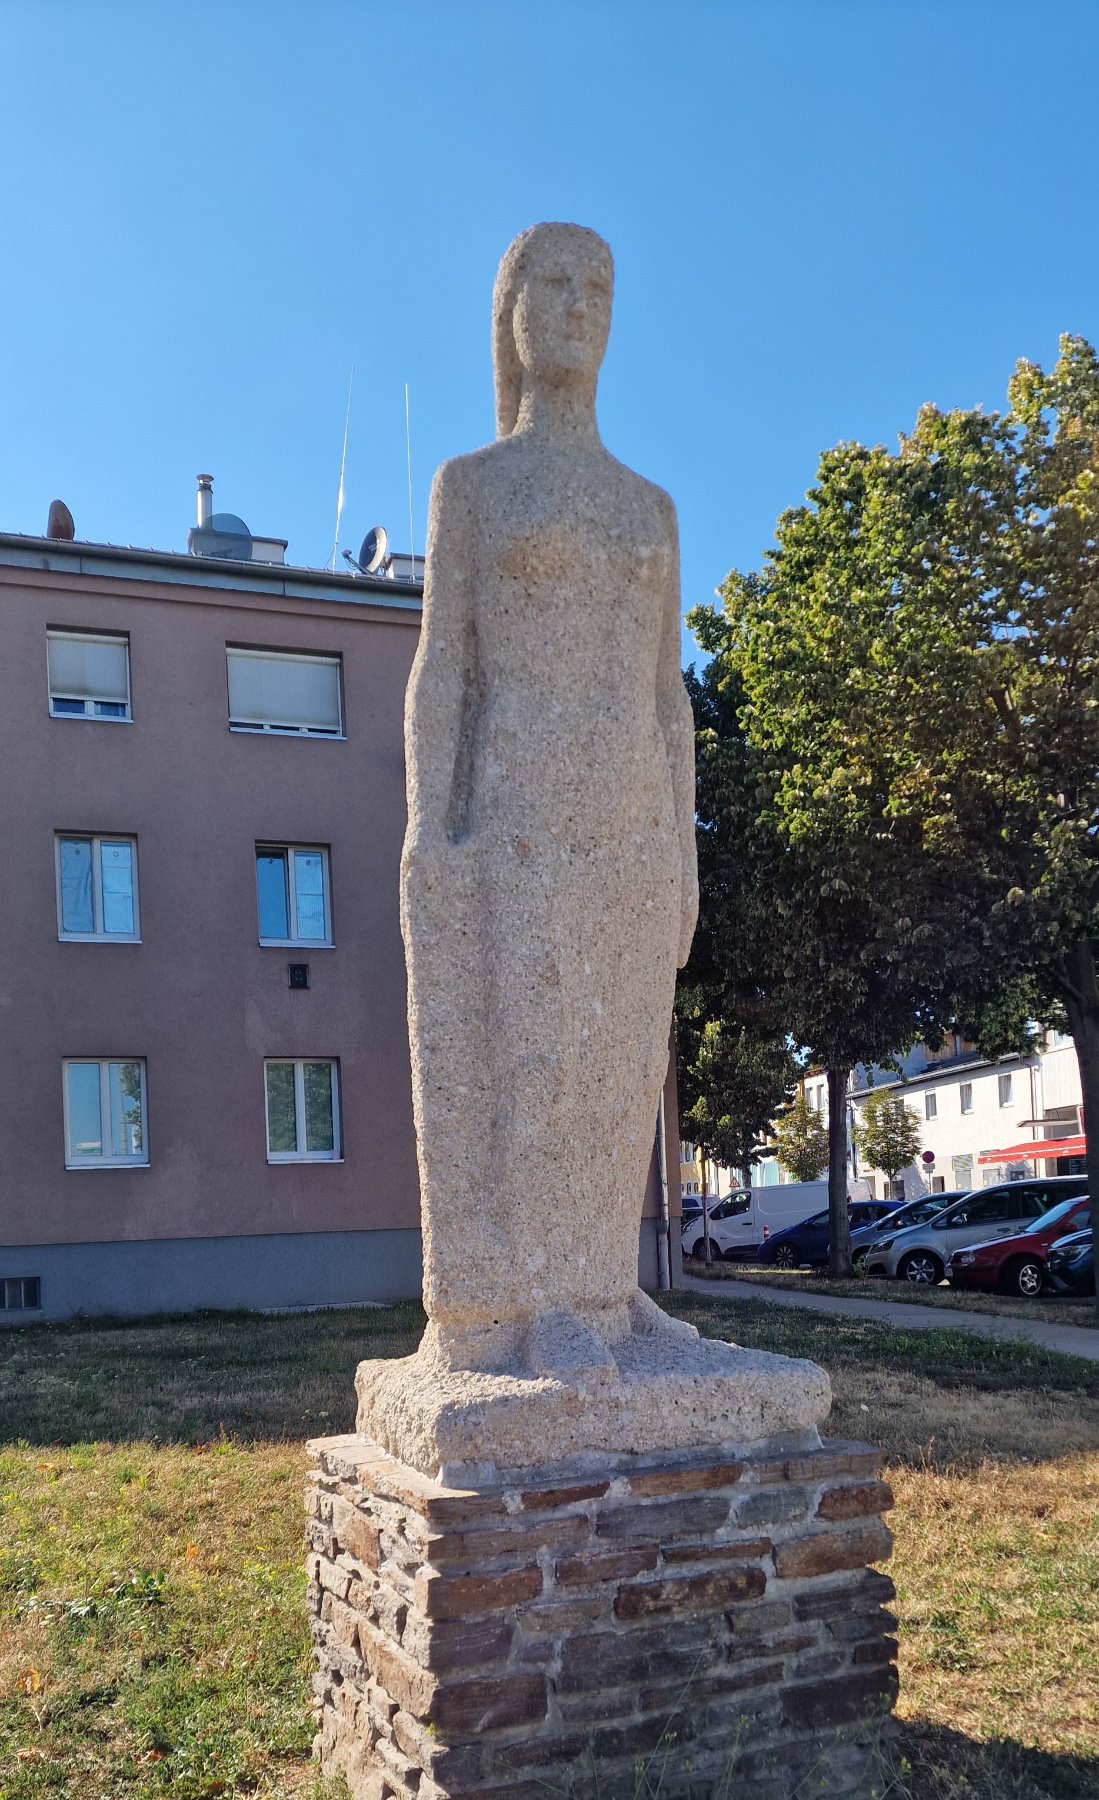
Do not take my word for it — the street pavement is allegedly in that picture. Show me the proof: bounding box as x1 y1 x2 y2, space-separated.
677 1272 1099 1365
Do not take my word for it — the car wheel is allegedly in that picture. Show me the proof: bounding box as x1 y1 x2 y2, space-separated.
898 1250 944 1285
1003 1256 1045 1299
772 1244 799 1269
851 1247 870 1274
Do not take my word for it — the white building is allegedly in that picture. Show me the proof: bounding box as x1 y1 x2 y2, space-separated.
684 1031 1085 1201
849 1033 1084 1199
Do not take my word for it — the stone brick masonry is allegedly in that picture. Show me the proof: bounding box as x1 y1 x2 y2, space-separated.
306 1434 897 1800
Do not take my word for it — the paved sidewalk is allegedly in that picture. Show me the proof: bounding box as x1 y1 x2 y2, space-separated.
677 1273 1099 1365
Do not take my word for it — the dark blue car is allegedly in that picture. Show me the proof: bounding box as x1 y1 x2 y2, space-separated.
756 1200 904 1269
1047 1226 1095 1295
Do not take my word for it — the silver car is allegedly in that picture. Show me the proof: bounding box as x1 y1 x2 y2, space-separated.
873 1178 1084 1284
849 1190 967 1271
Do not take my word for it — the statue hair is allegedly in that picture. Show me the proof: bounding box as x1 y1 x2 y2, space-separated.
492 223 614 439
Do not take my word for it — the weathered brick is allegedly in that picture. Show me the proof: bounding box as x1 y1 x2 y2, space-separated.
793 1573 894 1623
391 1709 485 1785
401 1611 514 1673
784 1665 899 1731
361 1631 436 1719
853 1635 898 1667
332 1497 381 1570
518 1480 609 1510
595 1496 729 1542
515 1597 608 1644
312 1554 353 1601
815 1479 894 1522
491 1731 587 1773
615 1566 766 1619
626 1461 743 1496
414 1564 543 1619
727 1599 791 1636
828 1606 898 1643
642 1659 783 1714
555 1545 658 1586
421 1514 590 1566
752 1441 883 1485
726 1631 815 1664
662 1537 771 1565
772 1521 892 1580
557 1625 721 1692
590 1715 697 1760
793 1649 846 1679
430 1673 547 1737
735 1486 809 1528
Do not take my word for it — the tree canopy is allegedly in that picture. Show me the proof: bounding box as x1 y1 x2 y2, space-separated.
856 1089 923 1187
770 1092 829 1183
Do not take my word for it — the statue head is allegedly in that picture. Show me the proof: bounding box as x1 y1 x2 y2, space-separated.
492 223 614 438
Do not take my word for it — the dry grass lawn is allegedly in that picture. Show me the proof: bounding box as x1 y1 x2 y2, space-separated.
1 1295 1097 1799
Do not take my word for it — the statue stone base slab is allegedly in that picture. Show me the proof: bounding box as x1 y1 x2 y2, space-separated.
306 1431 898 1800
354 1297 833 1482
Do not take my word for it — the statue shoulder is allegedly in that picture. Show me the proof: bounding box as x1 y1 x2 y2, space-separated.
606 455 678 540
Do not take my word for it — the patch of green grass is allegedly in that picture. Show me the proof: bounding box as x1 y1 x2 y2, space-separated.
659 1290 1099 1398
2 1299 1098 1799
688 1262 1099 1331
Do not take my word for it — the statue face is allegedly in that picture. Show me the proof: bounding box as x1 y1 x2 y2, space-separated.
512 236 612 386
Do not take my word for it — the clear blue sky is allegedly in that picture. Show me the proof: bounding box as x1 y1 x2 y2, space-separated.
3 1 1098 665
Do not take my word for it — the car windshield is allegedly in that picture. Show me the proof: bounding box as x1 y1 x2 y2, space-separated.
887 1197 949 1229
1032 1196 1087 1232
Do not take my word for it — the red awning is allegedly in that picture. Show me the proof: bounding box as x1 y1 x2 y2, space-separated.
977 1135 1087 1166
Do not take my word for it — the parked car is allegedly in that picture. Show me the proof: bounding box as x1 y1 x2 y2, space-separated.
1046 1226 1095 1296
949 1195 1092 1296
680 1190 747 1227
682 1181 837 1262
755 1199 905 1270
850 1191 968 1272
873 1175 1089 1284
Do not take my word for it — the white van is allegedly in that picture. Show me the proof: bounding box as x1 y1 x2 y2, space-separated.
681 1181 857 1262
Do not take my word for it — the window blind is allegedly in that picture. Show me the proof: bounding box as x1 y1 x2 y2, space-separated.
227 651 341 732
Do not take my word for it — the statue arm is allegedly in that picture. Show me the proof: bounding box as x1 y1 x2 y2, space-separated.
656 494 699 967
403 459 477 853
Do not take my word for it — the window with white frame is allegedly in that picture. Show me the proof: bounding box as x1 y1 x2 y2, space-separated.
959 1082 974 1115
264 1059 340 1161
47 631 131 720
227 649 342 736
256 845 331 944
63 1059 148 1167
925 1091 937 1120
56 835 139 940
998 1072 1013 1107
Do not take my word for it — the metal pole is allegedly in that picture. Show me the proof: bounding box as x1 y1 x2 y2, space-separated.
656 1092 672 1291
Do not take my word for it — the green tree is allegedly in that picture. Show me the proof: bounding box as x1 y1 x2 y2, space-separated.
856 1089 922 1193
770 1092 828 1183
691 488 993 1274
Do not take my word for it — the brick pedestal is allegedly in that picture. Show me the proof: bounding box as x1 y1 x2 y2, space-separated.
306 1434 897 1800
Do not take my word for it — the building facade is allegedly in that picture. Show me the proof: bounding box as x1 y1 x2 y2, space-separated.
1 511 677 1324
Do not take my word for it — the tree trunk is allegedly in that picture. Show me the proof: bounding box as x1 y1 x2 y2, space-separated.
827 1066 853 1278
1060 941 1099 1319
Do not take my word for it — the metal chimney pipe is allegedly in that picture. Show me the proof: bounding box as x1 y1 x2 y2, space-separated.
196 474 214 528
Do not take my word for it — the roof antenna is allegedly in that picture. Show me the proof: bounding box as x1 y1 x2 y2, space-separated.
404 381 416 568
330 367 354 573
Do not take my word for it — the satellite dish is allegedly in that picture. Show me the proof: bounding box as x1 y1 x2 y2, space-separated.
359 525 389 574
188 511 254 561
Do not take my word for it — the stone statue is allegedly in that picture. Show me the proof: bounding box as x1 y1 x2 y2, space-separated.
356 224 828 1477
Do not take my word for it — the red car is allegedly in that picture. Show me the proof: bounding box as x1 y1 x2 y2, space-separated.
949 1193 1091 1297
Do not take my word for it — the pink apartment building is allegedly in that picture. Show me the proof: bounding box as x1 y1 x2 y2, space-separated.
1 506 677 1322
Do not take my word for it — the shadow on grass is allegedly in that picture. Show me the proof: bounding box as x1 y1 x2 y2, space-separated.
0 1302 425 1446
896 1719 1099 1800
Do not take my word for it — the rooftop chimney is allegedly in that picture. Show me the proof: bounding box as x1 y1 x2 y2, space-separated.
46 499 75 541
196 474 214 529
